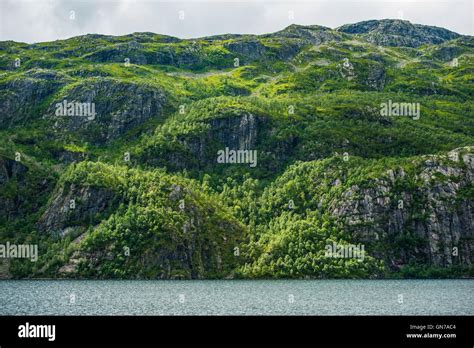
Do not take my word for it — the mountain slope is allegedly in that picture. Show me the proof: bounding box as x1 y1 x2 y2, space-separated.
0 19 473 279
240 147 473 278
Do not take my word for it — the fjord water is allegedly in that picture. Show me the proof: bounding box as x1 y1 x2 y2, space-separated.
1 280 472 315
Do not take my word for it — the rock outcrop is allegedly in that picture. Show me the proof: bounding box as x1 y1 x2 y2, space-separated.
337 19 460 47
0 70 69 127
329 148 474 269
37 184 118 237
46 78 167 144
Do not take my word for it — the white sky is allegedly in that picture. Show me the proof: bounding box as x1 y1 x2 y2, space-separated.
0 0 473 43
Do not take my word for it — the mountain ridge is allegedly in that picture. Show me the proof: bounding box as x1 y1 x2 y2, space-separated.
2 19 468 46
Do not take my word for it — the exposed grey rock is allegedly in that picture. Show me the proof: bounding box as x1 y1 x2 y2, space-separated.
224 39 267 60
337 19 460 47
37 184 118 236
329 148 474 269
148 112 269 170
0 70 69 127
45 78 167 144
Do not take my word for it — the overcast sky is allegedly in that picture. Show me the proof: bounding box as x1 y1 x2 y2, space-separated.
1 0 472 43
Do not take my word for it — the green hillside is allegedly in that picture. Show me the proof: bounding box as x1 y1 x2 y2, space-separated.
0 19 473 279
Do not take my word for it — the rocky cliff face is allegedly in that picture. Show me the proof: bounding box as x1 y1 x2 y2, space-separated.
141 110 299 175
37 184 118 237
224 40 267 60
337 19 460 47
141 111 269 170
0 70 69 127
190 112 263 157
329 148 473 269
46 78 167 144
251 147 474 277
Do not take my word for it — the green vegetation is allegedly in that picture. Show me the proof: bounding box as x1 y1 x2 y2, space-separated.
0 21 473 279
